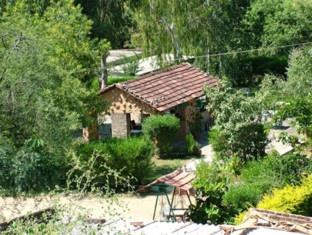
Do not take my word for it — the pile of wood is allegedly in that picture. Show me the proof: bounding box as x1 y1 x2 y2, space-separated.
0 208 55 232
222 208 312 235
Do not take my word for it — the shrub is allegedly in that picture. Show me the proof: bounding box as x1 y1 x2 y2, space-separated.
185 133 201 156
234 211 247 225
107 75 135 85
0 138 64 194
142 115 180 157
257 175 312 216
209 127 229 158
0 137 14 189
75 137 153 187
209 123 267 163
230 123 267 162
223 183 268 214
223 153 312 215
122 57 139 75
189 162 235 224
190 154 312 224
67 152 133 194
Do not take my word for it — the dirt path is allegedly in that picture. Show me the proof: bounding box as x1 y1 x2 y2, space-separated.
0 193 194 223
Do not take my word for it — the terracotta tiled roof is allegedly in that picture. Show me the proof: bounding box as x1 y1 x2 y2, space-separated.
137 169 195 194
100 63 218 112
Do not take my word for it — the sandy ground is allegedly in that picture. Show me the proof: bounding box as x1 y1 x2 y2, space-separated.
200 144 214 162
0 193 194 223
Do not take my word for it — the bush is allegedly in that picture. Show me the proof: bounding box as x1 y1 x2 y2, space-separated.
230 123 267 162
223 153 312 215
257 175 312 216
75 137 153 187
107 75 136 85
209 123 267 163
0 138 63 194
209 128 229 158
67 152 133 194
190 154 312 224
143 115 180 157
0 137 14 189
189 162 235 224
185 133 201 156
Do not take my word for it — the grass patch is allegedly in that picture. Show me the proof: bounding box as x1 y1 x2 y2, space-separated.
107 75 136 85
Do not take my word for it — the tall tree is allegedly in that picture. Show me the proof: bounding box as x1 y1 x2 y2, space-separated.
134 1 251 70
0 0 110 153
244 0 312 47
75 0 134 48
134 0 312 86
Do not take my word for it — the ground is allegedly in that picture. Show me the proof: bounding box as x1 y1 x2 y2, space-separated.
198 131 214 162
0 136 215 224
266 119 307 155
0 193 196 223
0 156 197 224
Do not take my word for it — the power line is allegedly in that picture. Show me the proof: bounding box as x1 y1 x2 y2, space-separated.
143 41 312 63
192 41 312 59
105 41 312 71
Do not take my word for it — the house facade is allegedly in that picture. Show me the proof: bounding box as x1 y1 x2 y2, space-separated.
99 63 218 138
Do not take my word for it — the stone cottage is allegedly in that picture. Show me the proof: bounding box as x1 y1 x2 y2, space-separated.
99 63 218 138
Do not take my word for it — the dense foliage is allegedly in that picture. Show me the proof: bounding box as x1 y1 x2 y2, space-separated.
276 47 312 137
189 161 234 224
223 153 312 214
75 0 135 48
190 153 312 224
143 115 180 157
206 82 267 162
3 0 312 86
133 0 312 85
193 42 312 223
185 133 201 156
0 137 65 194
1 1 312 230
257 175 312 216
75 137 153 187
0 0 109 193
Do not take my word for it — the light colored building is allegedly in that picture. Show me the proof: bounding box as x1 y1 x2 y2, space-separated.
100 63 218 138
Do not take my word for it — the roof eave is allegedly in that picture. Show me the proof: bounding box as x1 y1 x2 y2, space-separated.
98 84 116 95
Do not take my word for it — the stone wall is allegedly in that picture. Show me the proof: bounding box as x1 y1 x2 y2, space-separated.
100 87 159 123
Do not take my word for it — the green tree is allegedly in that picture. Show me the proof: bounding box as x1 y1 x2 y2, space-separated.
267 47 312 138
134 0 249 68
189 161 234 224
206 81 267 162
75 0 134 48
0 0 110 192
244 0 312 47
256 46 312 138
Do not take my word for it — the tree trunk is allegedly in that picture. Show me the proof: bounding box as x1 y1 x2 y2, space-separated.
99 53 108 90
84 52 109 142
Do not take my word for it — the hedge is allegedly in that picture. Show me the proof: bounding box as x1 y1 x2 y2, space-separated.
142 115 180 157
